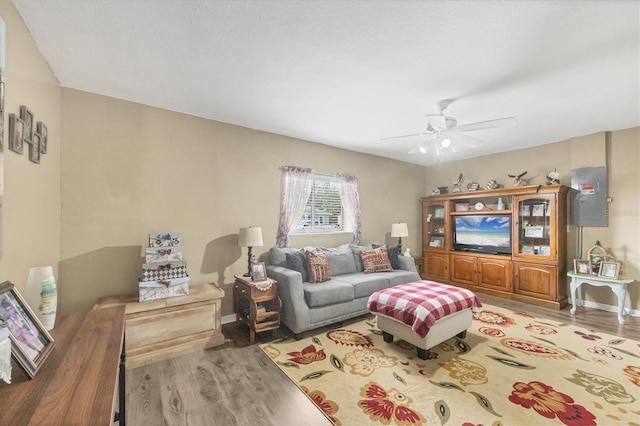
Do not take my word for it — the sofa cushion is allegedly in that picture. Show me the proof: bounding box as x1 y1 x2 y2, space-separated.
333 273 390 299
269 246 298 267
302 280 354 307
360 246 394 273
320 245 357 276
305 250 332 283
373 244 401 270
286 249 309 282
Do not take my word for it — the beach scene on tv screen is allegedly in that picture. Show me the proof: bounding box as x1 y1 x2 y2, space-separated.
455 216 510 247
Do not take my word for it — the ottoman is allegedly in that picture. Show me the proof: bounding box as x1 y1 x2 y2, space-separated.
367 280 482 360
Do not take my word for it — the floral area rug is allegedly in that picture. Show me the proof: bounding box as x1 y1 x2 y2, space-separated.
260 304 640 426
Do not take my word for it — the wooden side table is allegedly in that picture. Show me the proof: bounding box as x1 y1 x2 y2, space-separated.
412 256 425 279
234 275 281 343
567 271 635 324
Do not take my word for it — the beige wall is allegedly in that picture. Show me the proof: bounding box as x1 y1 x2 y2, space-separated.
2 0 638 319
0 3 62 302
60 89 426 315
425 128 640 310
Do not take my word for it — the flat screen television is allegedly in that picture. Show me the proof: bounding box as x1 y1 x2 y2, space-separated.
453 215 512 255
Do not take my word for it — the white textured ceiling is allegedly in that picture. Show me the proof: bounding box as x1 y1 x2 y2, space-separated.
11 0 640 166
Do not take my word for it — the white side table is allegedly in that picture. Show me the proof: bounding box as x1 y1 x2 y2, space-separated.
567 271 635 324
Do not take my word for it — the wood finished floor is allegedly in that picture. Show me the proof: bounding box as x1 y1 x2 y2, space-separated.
126 295 639 425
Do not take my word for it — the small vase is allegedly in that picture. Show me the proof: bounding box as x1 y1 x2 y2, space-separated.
26 266 57 331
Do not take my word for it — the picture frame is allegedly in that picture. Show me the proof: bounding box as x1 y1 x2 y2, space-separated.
250 261 268 283
574 259 591 275
521 204 530 216
37 121 47 154
598 261 620 279
8 113 24 154
539 245 551 256
429 236 444 247
0 281 55 378
532 204 545 217
19 105 34 143
434 207 445 218
521 244 534 255
29 133 41 164
524 226 544 238
455 203 469 212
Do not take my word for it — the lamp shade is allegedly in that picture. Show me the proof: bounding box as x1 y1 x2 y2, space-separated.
238 227 263 247
391 223 409 238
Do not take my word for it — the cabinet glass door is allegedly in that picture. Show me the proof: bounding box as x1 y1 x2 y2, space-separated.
425 203 448 250
515 195 555 259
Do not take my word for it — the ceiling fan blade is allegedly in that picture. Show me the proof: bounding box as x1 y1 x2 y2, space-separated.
381 132 430 141
453 117 516 133
408 139 427 154
449 132 486 148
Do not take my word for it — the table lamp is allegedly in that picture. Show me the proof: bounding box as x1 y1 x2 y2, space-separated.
238 226 263 277
391 222 409 252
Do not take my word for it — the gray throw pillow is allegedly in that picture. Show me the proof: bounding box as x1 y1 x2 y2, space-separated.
320 245 357 276
269 246 297 267
373 244 401 270
286 250 309 282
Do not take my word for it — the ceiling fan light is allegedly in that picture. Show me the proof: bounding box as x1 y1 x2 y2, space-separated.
441 138 452 148
419 146 427 154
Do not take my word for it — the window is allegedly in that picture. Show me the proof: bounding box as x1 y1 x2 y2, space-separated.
291 175 349 234
277 166 360 247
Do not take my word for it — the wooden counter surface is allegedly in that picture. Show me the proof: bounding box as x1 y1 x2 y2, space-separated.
0 305 126 425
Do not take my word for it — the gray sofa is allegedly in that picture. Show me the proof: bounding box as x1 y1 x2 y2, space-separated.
263 244 421 338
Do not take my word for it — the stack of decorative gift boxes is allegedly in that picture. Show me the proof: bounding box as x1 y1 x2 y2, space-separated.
139 233 189 302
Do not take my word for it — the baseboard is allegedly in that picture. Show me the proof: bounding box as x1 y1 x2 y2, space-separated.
575 299 640 317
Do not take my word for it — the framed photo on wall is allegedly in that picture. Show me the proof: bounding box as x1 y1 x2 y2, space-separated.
0 281 55 378
37 122 48 154
29 133 41 164
19 105 33 143
8 113 24 154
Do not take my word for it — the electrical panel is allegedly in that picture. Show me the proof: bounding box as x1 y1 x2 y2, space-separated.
570 166 607 226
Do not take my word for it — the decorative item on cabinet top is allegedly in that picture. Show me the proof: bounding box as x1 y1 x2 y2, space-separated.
140 232 189 302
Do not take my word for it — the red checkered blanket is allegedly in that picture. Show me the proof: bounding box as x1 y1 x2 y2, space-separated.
367 280 482 338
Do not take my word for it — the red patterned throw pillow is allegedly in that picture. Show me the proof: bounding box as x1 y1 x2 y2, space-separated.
360 246 394 273
305 250 332 283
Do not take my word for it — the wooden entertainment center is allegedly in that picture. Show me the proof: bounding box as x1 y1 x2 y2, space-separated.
422 184 569 309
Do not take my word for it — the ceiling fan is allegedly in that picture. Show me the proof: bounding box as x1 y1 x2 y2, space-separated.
382 99 516 155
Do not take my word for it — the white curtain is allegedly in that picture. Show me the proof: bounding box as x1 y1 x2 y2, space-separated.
336 173 361 245
276 166 314 248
